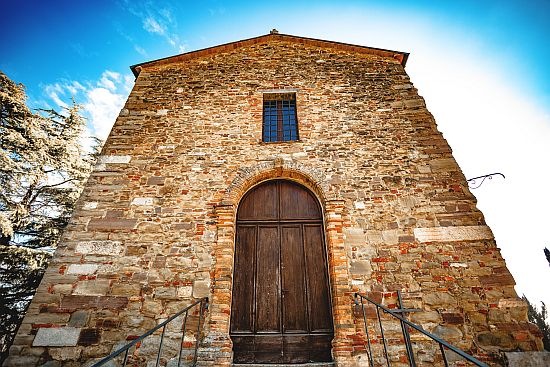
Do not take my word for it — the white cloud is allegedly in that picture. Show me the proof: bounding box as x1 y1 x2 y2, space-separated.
133 8 186 53
98 70 121 91
143 16 166 35
43 70 133 141
83 86 125 139
134 45 147 56
44 83 68 108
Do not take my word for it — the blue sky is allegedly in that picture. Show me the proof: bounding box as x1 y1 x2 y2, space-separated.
2 1 550 311
2 1 549 109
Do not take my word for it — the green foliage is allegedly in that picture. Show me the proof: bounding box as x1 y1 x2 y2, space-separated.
0 71 100 363
523 296 550 351
0 246 51 355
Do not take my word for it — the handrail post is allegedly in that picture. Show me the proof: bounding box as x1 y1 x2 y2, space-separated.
356 293 374 367
192 298 206 366
397 290 416 367
177 310 189 367
156 324 167 367
376 307 391 367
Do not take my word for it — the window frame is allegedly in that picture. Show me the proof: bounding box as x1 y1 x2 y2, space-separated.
262 92 299 143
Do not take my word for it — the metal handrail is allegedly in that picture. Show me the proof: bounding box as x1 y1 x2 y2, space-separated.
354 292 488 367
91 297 208 367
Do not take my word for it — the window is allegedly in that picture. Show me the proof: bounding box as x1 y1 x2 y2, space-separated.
262 93 298 142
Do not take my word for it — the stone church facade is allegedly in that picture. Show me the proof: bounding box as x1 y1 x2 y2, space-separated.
5 32 543 366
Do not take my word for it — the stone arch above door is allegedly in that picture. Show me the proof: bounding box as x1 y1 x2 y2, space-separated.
222 159 334 207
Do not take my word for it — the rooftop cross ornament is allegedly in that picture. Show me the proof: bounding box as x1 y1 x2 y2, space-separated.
467 173 505 189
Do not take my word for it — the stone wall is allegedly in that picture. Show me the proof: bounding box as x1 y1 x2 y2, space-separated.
6 37 542 366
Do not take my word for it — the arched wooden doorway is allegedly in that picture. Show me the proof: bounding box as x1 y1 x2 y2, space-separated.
230 180 333 363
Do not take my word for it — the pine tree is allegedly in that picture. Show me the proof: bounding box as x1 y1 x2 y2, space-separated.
523 296 550 351
0 71 99 363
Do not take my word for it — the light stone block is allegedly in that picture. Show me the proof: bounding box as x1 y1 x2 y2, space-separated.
177 286 193 298
98 155 131 164
94 163 106 171
33 327 81 347
193 280 210 298
131 197 154 206
354 201 365 209
381 230 398 245
82 201 98 210
73 280 110 296
343 228 365 245
75 241 123 255
67 264 99 275
159 144 176 150
414 225 493 243
156 109 168 116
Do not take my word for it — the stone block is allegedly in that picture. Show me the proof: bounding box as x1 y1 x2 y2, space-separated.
33 327 81 347
52 284 74 295
142 300 163 316
343 227 365 245
504 351 550 367
193 280 211 298
67 264 99 275
155 286 176 299
110 282 141 296
82 201 98 210
87 218 137 231
177 286 193 298
74 280 110 296
131 197 154 206
432 325 463 341
2 355 40 366
75 241 123 255
410 310 440 324
69 310 89 327
413 225 493 243
60 295 128 310
97 155 131 164
49 347 82 361
350 260 371 275
423 292 457 307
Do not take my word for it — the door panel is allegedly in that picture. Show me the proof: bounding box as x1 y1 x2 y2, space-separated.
279 181 322 220
237 181 278 220
231 226 256 333
256 226 280 332
231 180 333 363
281 225 308 333
304 224 333 332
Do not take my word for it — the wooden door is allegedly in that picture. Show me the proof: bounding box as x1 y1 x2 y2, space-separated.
230 180 333 363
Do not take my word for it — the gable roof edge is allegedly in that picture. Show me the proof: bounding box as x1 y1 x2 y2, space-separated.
130 33 410 77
